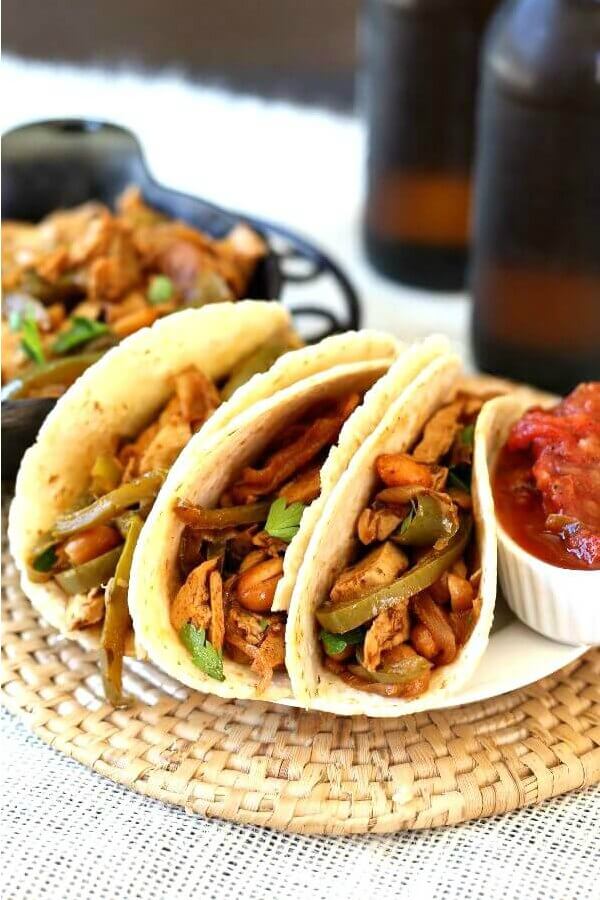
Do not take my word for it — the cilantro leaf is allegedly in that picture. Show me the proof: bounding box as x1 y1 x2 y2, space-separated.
32 544 59 573
265 497 306 543
459 424 475 447
320 628 364 658
52 316 109 355
179 623 225 681
20 316 45 364
147 275 174 304
398 501 416 534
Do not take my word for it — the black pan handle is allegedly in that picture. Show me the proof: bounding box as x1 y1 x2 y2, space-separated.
235 214 361 341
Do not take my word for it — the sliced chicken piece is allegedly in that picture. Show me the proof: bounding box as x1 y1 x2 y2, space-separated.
66 589 105 630
277 464 322 504
233 394 359 503
362 600 410 671
174 367 220 426
412 400 464 464
170 558 218 632
252 622 286 693
87 225 141 301
208 570 225 652
330 542 409 604
357 507 401 545
138 418 192 474
376 453 435 488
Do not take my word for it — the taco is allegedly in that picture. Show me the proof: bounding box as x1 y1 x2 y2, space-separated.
9 300 398 703
285 355 508 716
128 335 453 703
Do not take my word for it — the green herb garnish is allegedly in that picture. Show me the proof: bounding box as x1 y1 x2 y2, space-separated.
147 275 174 304
52 317 109 355
32 544 59 573
398 501 416 534
20 316 45 364
179 623 225 681
320 628 364 657
265 497 306 543
459 424 475 447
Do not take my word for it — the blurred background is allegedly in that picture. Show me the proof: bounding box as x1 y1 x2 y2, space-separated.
3 0 600 391
3 0 360 107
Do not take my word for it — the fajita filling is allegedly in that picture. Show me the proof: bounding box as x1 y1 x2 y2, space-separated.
2 186 267 396
314 390 493 699
26 338 295 704
171 391 363 692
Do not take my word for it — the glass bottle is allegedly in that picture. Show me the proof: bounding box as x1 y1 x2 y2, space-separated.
470 0 600 393
362 0 498 290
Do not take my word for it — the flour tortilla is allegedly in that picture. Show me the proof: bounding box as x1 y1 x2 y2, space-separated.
128 334 452 702
285 354 502 716
9 300 398 653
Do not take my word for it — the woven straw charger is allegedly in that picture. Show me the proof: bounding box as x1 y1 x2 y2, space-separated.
2 488 599 833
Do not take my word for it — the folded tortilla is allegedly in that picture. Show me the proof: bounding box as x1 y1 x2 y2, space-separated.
128 334 453 702
285 353 501 716
9 301 399 653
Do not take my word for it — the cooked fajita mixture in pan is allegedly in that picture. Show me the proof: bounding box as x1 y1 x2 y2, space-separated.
2 187 266 397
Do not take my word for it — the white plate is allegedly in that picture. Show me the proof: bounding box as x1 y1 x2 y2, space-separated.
441 590 588 709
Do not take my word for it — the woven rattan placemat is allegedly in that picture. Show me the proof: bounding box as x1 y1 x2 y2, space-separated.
2 514 599 834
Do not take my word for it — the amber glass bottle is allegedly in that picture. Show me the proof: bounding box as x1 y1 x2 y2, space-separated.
471 0 600 393
362 0 498 290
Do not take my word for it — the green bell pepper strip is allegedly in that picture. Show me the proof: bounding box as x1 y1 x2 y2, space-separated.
220 340 292 401
316 515 473 634
174 500 271 530
2 353 102 400
90 453 123 497
52 471 165 538
99 514 143 707
393 492 459 548
54 545 123 595
349 651 431 685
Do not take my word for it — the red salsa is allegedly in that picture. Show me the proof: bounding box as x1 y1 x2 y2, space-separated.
493 383 600 571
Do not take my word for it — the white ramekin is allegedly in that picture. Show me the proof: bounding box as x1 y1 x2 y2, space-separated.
497 522 600 646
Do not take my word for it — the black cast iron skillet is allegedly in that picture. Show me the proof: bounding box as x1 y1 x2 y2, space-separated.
2 119 360 477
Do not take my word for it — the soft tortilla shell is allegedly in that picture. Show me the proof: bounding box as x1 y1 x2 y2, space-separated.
129 334 451 702
285 353 501 716
9 302 400 652
129 360 388 701
8 302 291 647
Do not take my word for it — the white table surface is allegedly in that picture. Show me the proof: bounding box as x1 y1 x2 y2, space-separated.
1 55 598 900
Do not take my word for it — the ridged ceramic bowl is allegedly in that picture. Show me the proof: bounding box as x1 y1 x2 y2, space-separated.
497 523 599 645
478 392 599 648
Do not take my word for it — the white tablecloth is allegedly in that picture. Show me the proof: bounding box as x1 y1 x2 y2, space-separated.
1 55 598 900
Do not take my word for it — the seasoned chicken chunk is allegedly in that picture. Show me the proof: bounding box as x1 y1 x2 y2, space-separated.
170 559 218 631
362 601 410 672
66 589 105 630
331 542 409 604
412 400 464 464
